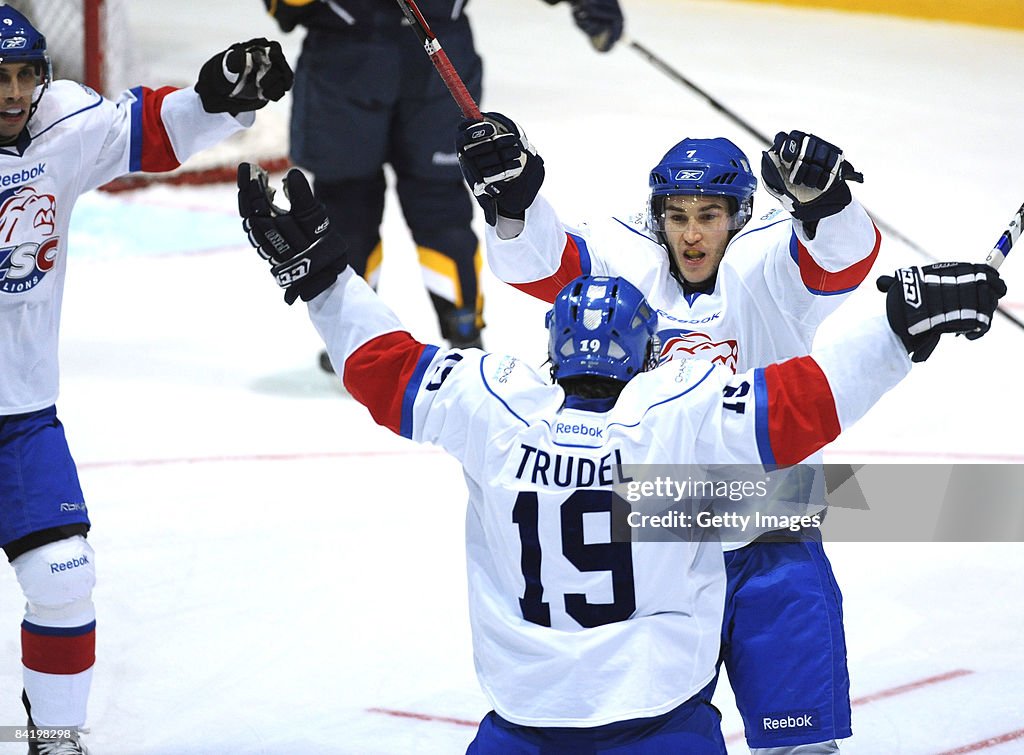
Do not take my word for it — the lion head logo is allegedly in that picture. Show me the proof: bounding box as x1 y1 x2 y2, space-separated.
659 330 739 373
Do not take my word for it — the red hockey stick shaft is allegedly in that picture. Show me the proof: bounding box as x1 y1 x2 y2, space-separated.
394 0 483 120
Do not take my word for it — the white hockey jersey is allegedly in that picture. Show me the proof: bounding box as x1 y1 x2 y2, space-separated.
487 195 880 377
0 81 252 415
309 267 910 727
485 195 881 545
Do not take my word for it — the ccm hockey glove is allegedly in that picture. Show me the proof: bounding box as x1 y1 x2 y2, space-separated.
197 38 294 115
876 262 1007 362
237 163 348 305
761 130 863 222
456 112 545 226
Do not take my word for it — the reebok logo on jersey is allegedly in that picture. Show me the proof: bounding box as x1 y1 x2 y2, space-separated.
554 422 603 438
50 554 90 574
762 712 818 733
0 162 46 187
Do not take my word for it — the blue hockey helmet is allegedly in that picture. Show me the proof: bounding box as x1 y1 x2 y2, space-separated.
647 137 757 237
546 276 659 383
0 6 52 110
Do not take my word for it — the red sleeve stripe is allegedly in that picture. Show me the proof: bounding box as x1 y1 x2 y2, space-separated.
759 357 841 467
788 223 881 295
132 86 182 174
510 232 590 303
22 620 96 675
343 331 435 438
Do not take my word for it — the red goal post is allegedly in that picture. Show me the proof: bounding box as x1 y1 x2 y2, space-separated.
6 0 290 191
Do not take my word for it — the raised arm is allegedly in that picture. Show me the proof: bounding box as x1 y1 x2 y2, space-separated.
236 164 486 453
703 262 1007 466
759 130 880 297
455 112 615 302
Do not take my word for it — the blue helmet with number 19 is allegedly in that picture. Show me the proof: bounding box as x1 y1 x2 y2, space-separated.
546 276 659 383
0 6 52 116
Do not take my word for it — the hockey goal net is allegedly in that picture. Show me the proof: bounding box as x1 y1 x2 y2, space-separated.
7 0 290 191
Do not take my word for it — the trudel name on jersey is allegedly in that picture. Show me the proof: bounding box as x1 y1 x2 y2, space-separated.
514 443 633 488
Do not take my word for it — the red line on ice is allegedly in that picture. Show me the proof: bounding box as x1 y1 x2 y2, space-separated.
850 668 973 705
79 448 443 469
826 448 1024 463
725 669 974 744
935 727 1024 754
367 707 477 728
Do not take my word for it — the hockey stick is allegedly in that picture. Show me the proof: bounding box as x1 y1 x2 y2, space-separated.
984 200 1024 271
394 0 482 120
625 37 1024 330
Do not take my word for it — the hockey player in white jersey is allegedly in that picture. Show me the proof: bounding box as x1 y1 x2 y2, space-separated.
454 111 883 754
236 163 1005 753
0 7 292 753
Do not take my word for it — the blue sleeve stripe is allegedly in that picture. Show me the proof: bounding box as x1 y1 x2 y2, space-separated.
22 620 96 637
400 344 439 439
128 87 144 173
567 231 592 275
753 368 776 466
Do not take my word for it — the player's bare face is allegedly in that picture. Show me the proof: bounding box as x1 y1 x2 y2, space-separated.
0 63 40 144
662 195 732 285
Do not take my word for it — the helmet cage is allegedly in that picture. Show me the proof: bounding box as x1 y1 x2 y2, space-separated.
546 276 660 384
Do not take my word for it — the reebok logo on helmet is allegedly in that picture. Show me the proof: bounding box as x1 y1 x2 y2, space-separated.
673 169 704 181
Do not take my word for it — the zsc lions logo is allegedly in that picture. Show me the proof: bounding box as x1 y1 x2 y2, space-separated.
0 186 59 294
659 329 739 373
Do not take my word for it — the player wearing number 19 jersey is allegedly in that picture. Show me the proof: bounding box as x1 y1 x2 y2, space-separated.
456 112 879 753
240 163 1003 753
308 269 906 750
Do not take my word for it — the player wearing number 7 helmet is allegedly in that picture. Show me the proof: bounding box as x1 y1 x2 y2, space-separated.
238 164 1005 753
456 111 880 753
0 6 292 753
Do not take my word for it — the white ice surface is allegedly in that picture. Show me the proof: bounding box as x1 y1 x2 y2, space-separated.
1 1 1023 753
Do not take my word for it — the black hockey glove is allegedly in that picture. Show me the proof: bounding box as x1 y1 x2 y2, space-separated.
456 112 545 226
761 131 864 223
237 163 348 305
570 0 624 52
543 0 623 52
196 39 294 115
876 262 1007 363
